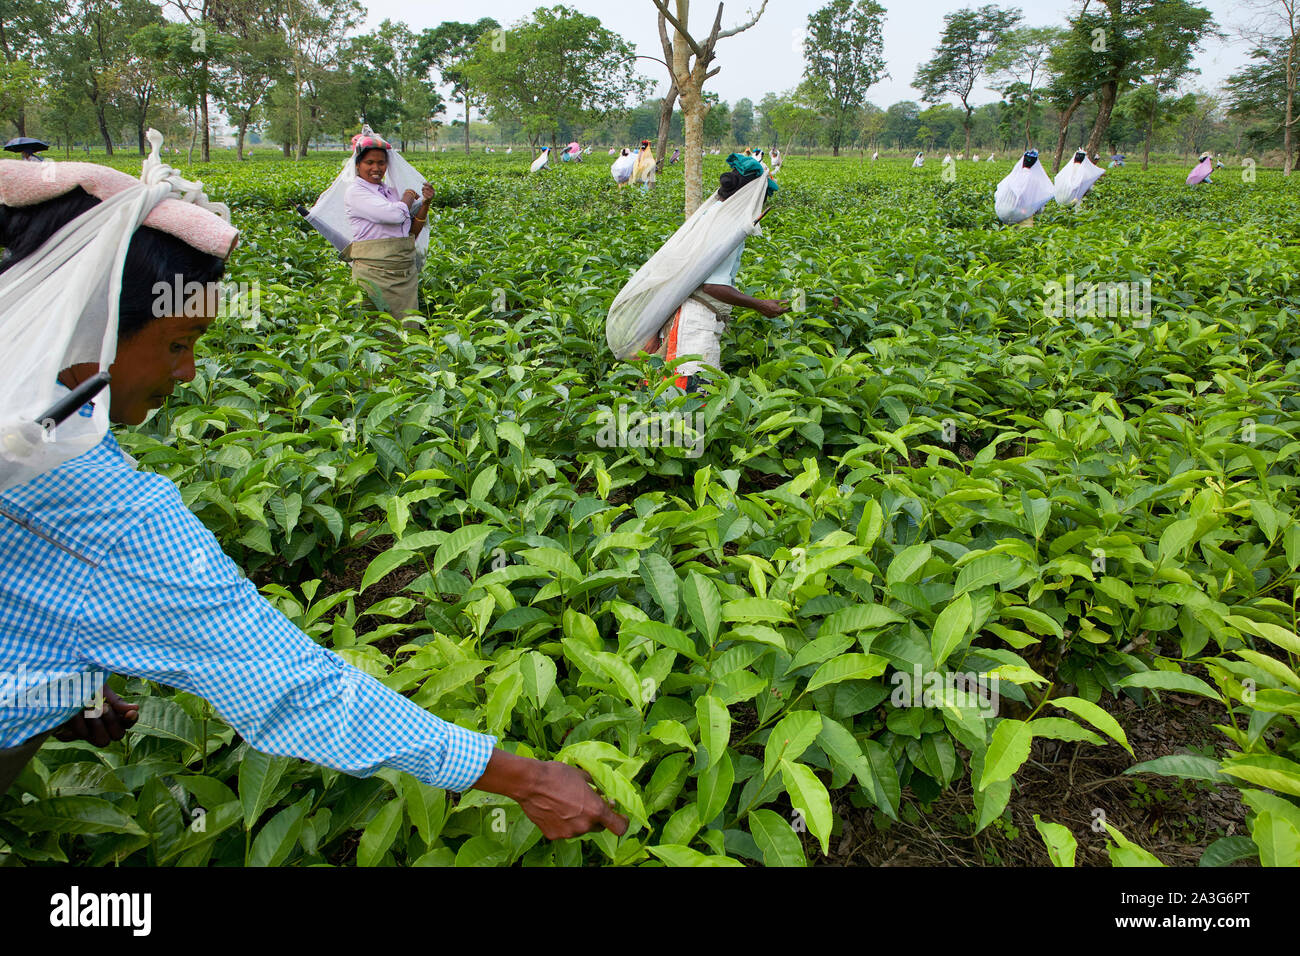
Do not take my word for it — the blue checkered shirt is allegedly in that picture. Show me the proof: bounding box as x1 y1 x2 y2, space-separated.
0 397 495 791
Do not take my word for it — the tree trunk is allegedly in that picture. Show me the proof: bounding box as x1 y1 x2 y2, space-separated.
1024 94 1032 150
1285 37 1295 176
96 103 113 156
237 119 247 160
138 120 147 155
1052 93 1084 171
654 84 678 166
282 139 291 158
200 90 210 163
681 88 706 215
1142 101 1156 171
464 90 471 154
1085 81 1117 159
964 108 972 157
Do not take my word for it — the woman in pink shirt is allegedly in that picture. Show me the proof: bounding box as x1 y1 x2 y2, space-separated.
342 135 433 322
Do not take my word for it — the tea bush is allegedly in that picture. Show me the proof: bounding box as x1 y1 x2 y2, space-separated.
3 153 1298 867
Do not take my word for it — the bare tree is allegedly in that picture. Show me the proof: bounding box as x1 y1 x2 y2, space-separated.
650 0 769 217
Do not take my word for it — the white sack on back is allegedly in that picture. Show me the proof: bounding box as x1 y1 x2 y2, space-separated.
611 152 635 183
1054 153 1105 206
606 174 768 359
0 183 170 492
304 128 431 267
530 150 549 173
995 156 1054 224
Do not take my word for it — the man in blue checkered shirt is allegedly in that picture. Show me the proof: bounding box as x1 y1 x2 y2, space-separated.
0 177 626 843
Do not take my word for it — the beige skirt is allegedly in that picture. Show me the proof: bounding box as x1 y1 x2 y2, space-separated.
343 236 419 317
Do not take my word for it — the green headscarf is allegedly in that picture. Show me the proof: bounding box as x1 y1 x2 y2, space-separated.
725 153 778 196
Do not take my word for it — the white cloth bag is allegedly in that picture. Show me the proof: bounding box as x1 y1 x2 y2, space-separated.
606 173 767 359
0 183 171 492
304 127 431 267
611 152 635 183
995 155 1054 224
1054 153 1105 206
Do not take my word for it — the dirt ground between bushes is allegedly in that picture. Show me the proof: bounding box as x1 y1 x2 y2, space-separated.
818 691 1250 867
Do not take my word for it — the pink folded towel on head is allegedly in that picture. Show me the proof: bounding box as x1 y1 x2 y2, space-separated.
0 159 239 259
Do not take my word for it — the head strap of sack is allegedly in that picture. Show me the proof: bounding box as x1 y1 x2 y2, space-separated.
0 129 237 259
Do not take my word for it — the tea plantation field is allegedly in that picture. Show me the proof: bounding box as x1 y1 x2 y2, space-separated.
4 151 1299 867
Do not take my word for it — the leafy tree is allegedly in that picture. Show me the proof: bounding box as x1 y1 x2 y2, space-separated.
0 0 54 136
856 102 885 151
918 102 963 149
50 0 163 156
762 85 820 153
204 0 294 161
133 21 235 163
730 96 753 144
802 0 887 156
915 4 1022 157
756 92 779 144
701 91 728 145
345 21 423 138
1054 0 1214 165
1174 89 1221 155
1227 37 1298 167
215 32 290 159
417 17 499 154
988 25 1064 149
882 99 920 149
463 6 649 150
1237 0 1299 175
277 0 361 157
1133 1 1216 168
1115 83 1193 159
162 0 238 162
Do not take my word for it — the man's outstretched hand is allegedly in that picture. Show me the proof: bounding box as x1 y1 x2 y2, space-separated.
52 685 138 747
754 298 791 318
472 748 628 840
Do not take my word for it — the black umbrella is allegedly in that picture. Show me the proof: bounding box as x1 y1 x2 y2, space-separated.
4 137 49 154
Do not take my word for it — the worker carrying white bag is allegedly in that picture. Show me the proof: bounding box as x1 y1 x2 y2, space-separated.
605 154 789 392
611 148 635 185
1054 149 1105 208
298 126 432 269
995 149 1054 225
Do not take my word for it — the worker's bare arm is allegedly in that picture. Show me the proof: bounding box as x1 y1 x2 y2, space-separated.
700 283 790 318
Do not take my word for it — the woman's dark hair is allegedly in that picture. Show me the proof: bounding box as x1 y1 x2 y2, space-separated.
718 169 760 201
0 186 225 340
355 145 386 167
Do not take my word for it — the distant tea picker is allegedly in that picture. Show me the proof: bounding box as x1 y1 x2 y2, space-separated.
1186 153 1223 185
297 127 432 324
1054 149 1106 209
995 149 1054 226
606 154 789 393
631 140 657 191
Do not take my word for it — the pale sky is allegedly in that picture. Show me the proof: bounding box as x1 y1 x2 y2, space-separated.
358 0 1256 116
